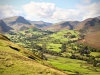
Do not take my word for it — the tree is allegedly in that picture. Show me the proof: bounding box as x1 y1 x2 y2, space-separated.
80 46 90 55
70 53 76 59
93 60 98 67
70 35 76 38
61 43 66 53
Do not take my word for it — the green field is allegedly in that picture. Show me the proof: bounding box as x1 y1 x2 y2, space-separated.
90 52 100 56
47 43 61 52
46 54 100 75
6 29 80 53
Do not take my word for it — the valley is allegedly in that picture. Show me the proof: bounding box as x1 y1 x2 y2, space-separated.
5 26 100 75
46 54 100 75
1 0 100 75
0 15 100 75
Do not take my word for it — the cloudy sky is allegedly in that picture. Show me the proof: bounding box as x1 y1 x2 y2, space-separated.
0 0 100 23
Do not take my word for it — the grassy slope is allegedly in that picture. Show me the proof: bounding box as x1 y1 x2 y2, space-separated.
0 34 67 75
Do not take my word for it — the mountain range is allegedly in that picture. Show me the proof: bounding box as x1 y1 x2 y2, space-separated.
0 15 100 75
0 15 100 33
1 16 52 31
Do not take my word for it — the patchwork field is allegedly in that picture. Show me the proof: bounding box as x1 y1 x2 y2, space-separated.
46 54 100 75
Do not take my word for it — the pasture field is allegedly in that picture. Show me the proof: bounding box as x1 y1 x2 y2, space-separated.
46 54 100 75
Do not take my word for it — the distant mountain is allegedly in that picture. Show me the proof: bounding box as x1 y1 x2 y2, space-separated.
4 16 31 26
3 16 34 31
45 21 79 31
29 20 52 28
0 20 12 33
76 17 100 49
75 18 100 34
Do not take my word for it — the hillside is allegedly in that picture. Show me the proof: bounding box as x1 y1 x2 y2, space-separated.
78 31 100 49
75 18 100 33
45 21 79 31
0 20 12 33
0 34 67 75
3 16 34 31
75 17 100 49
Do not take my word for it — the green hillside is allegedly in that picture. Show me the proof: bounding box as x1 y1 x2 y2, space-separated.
0 34 67 75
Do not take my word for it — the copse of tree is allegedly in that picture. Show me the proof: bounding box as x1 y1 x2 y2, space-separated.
37 51 47 60
61 43 67 53
80 46 90 56
70 53 76 59
9 31 17 35
31 43 42 50
70 35 76 38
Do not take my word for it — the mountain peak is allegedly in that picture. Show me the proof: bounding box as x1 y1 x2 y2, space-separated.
85 18 100 26
75 17 100 33
15 16 31 25
3 16 31 25
0 19 12 32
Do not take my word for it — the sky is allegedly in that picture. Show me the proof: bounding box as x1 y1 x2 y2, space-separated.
0 0 100 23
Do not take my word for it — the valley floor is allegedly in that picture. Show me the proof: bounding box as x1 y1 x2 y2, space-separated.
45 54 100 75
